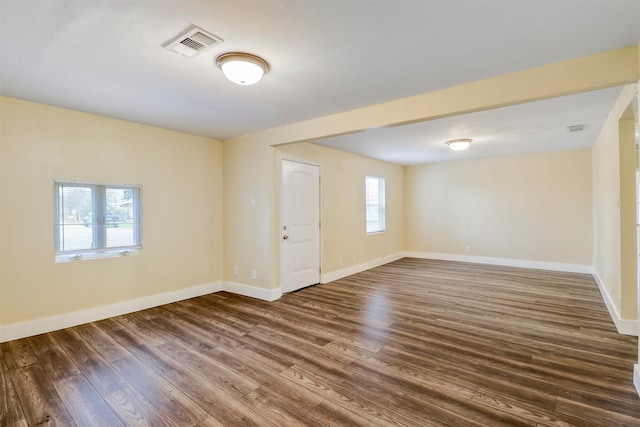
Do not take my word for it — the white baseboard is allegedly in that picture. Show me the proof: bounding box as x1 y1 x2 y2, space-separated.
3 256 634 342
321 252 405 283
634 365 640 398
0 281 223 343
593 271 639 336
0 279 284 343
404 251 594 274
223 281 282 302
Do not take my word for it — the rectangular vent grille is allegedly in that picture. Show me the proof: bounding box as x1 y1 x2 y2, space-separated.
180 37 205 51
189 31 217 47
164 26 223 58
567 124 586 133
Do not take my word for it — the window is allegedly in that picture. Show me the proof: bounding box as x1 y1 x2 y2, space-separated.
54 181 142 261
365 176 385 233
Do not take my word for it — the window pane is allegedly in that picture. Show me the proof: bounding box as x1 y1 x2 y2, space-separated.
58 224 95 251
365 176 385 233
366 178 379 204
105 188 136 248
57 186 95 251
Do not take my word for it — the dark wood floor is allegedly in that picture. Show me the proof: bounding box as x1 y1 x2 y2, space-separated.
1 258 639 426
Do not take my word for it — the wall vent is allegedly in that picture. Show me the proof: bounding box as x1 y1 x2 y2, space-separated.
163 25 223 58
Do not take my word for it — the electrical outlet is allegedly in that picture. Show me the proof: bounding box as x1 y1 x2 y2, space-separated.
233 265 239 276
251 269 257 280
465 245 472 253
338 257 343 267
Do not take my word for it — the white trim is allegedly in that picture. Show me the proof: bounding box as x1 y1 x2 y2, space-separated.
404 251 593 274
592 271 640 336
634 364 640 399
321 252 404 283
55 179 142 188
223 281 282 301
276 153 321 168
55 247 142 263
0 281 223 343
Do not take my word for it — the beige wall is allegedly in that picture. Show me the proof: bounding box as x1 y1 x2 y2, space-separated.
0 97 223 326
222 139 276 287
620 116 638 321
405 149 593 266
592 84 638 321
277 142 404 275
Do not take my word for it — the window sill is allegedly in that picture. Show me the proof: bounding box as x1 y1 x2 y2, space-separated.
55 248 141 263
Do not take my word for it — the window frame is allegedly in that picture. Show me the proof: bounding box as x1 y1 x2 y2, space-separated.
365 175 386 234
54 181 142 262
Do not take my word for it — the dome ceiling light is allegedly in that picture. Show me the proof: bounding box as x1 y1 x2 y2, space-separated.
216 52 269 85
446 138 473 151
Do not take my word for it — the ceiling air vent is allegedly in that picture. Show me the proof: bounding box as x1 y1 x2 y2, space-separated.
163 25 223 58
567 124 587 133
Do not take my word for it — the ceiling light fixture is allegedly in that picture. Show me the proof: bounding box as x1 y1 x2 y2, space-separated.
447 138 473 151
216 52 269 85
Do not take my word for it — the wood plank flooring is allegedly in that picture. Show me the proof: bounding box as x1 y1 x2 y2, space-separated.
1 258 639 426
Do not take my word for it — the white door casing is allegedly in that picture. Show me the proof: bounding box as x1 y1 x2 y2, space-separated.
281 159 320 293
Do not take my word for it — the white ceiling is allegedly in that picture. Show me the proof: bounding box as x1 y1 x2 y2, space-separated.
1 1 639 161
313 87 624 165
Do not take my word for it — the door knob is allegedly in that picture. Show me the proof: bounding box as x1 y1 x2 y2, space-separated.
283 235 289 240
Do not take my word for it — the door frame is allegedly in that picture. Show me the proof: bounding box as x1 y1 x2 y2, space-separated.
278 154 322 293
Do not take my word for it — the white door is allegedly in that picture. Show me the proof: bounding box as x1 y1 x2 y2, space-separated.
281 159 320 293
